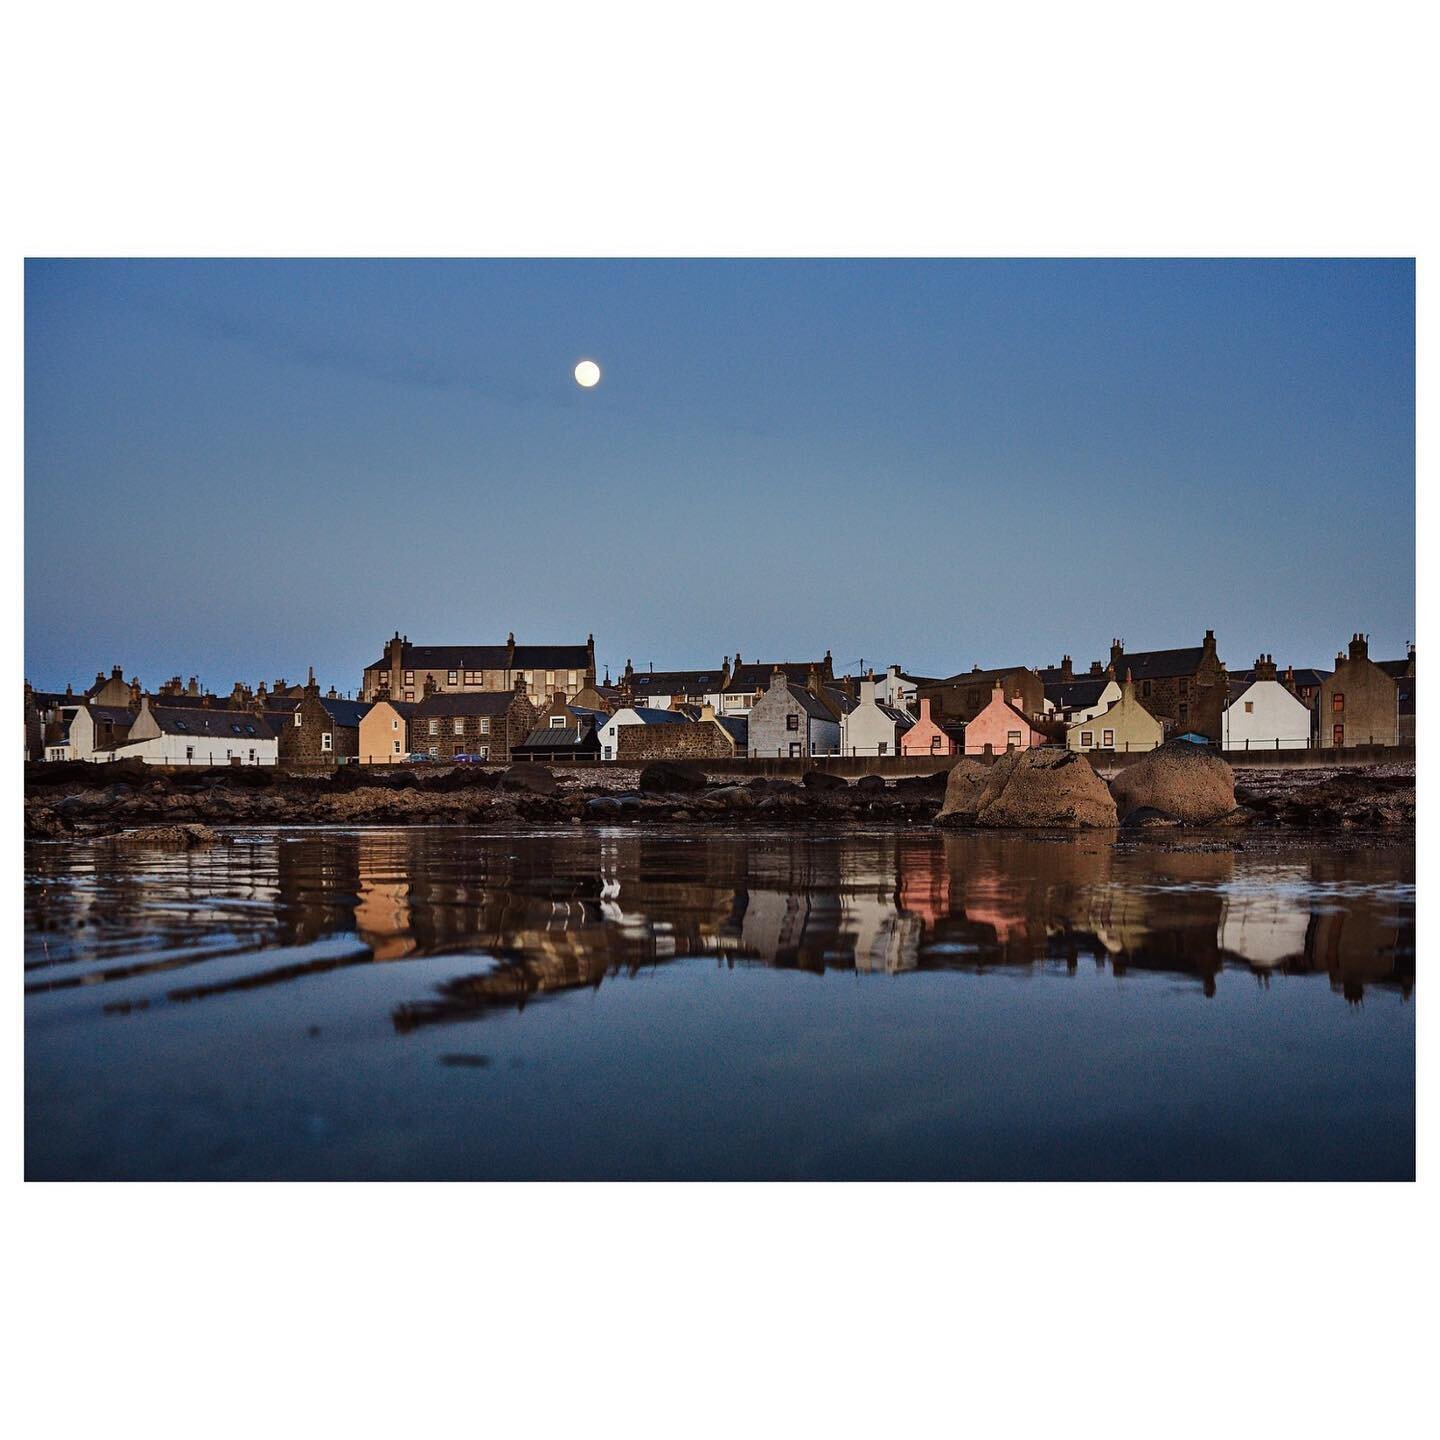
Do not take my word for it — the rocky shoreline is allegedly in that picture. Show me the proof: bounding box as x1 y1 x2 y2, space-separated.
23 751 1416 843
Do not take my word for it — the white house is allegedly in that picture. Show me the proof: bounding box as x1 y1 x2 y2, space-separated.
1222 668 1312 752
840 677 917 756
871 665 920 714
110 698 280 766
68 703 138 762
596 706 691 761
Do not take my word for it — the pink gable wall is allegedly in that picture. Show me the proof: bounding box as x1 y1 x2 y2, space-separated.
900 697 956 757
963 685 1045 755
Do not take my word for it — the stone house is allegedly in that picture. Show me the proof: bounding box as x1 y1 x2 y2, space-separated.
596 706 691 761
1067 673 1163 753
411 684 538 763
1222 657 1313 751
1320 634 1401 748
1376 644 1416 744
361 632 596 705
1104 631 1227 740
840 677 916 756
713 652 838 716
512 715 602 763
616 705 746 762
918 665 1045 731
747 669 843 758
964 682 1048 755
359 699 418 764
899 697 959 758
272 675 370 764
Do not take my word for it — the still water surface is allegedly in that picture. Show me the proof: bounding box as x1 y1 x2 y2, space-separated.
26 827 1414 1180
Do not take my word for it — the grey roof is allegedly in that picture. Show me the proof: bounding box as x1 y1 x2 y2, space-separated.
622 707 691 726
787 684 841 722
730 661 830 692
876 704 916 730
714 715 748 745
318 697 370 729
414 692 522 718
514 722 599 753
132 705 278 741
1048 677 1113 711
628 669 722 695
1110 647 1206 680
85 704 136 726
368 641 590 672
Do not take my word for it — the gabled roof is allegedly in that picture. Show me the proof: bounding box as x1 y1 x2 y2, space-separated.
1232 666 1331 689
318 697 371 729
370 698 419 718
1110 647 1206 680
1375 658 1413 680
414 691 522 718
628 669 722 695
1048 677 1114 711
785 684 842 722
876 704 916 730
935 665 1034 687
84 704 137 726
1223 677 1310 710
714 714 748 745
367 641 591 672
729 661 829 692
612 707 691 726
132 705 278 741
514 721 599 751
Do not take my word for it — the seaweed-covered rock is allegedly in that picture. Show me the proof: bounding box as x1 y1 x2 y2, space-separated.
801 770 847 791
114 823 217 847
499 764 556 795
940 750 1116 828
854 774 887 796
638 761 708 794
1109 742 1235 824
935 759 993 824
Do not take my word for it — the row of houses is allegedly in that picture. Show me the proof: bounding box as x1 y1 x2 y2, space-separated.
24 629 1416 767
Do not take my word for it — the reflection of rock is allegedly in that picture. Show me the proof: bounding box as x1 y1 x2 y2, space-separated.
114 823 216 847
1110 742 1236 824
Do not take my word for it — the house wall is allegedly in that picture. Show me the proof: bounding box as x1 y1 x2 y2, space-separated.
900 699 956 757
964 691 1046 754
841 700 907 756
1222 681 1312 750
413 695 537 763
919 669 1044 727
747 683 840 758
359 702 411 764
118 732 278 766
279 690 360 764
616 720 736 762
1067 689 1164 752
1320 652 1398 748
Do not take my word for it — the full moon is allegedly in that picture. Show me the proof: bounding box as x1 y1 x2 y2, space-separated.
574 359 601 388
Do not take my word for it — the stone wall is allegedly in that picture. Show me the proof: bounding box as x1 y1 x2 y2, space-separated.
616 721 736 763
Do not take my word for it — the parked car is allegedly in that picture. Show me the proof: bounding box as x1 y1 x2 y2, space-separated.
405 752 433 764
452 753 489 764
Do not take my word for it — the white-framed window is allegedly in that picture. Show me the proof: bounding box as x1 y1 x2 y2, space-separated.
453 718 464 735
321 732 333 752
404 690 414 702
293 712 302 727
391 717 399 730
546 670 555 689
569 670 579 688
1080 731 1094 748
392 739 401 754
1102 728 1114 748
479 717 490 735
477 746 489 760
447 670 458 686
404 671 414 685
428 718 439 735
550 715 566 728
1007 730 1022 749
789 742 801 758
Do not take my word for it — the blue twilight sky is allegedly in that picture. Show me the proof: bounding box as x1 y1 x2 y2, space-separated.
25 259 1414 694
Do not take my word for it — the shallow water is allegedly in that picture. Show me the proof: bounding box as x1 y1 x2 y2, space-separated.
25 826 1415 1180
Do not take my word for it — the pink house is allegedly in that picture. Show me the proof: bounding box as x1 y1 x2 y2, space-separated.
963 682 1046 755
900 697 956 757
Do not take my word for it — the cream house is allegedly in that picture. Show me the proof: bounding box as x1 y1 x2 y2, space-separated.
359 699 417 763
1066 673 1163 753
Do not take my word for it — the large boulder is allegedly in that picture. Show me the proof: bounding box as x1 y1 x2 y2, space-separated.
1109 741 1236 824
499 764 556 795
638 760 708 794
940 750 1117 828
801 769 847 791
935 759 993 823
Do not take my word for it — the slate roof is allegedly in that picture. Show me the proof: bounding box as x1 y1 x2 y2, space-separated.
936 664 1034 687
86 704 136 726
1109 647 1206 680
513 721 600 753
714 715 748 746
1047 677 1114 712
128 706 279 741
414 692 522 718
628 669 723 695
876 704 916 731
1232 666 1330 690
730 661 830 692
787 684 843 722
367 642 590 672
618 707 691 726
318 697 371 729
1375 658 1413 680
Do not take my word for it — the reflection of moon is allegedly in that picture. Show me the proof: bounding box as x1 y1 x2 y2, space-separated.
574 359 601 388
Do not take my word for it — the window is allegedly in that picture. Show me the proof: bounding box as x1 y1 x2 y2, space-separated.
379 673 390 688
1178 703 1189 723
393 739 401 754
1244 701 1254 714
321 732 333 752
550 715 566 728
1006 730 1022 749
248 749 257 763
1332 692 1344 713
404 690 414 702
428 718 439 736
478 717 489 735
878 741 888 755
293 712 302 727
185 745 194 761
1142 680 1152 698
447 671 458 686
1179 677 1189 696
1333 723 1344 747
453 718 464 735
931 735 943 753
546 671 555 689
1080 731 1094 748
478 746 488 760
789 741 801 758
464 671 480 686
569 670 579 688
391 717 399 731
403 671 414 685
786 713 800 731
1102 728 1114 748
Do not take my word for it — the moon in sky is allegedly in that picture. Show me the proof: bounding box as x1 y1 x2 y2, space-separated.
574 359 601 388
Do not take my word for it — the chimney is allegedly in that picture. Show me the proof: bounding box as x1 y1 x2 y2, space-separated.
918 697 932 723
860 677 877 706
720 657 731 688
128 677 141 709
1349 632 1368 662
111 664 123 680
822 649 834 680
1203 628 1218 660
1060 655 1074 682
1089 661 1103 676
423 673 438 696
187 676 199 697
1121 667 1135 696
769 667 787 691
1254 654 1277 681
